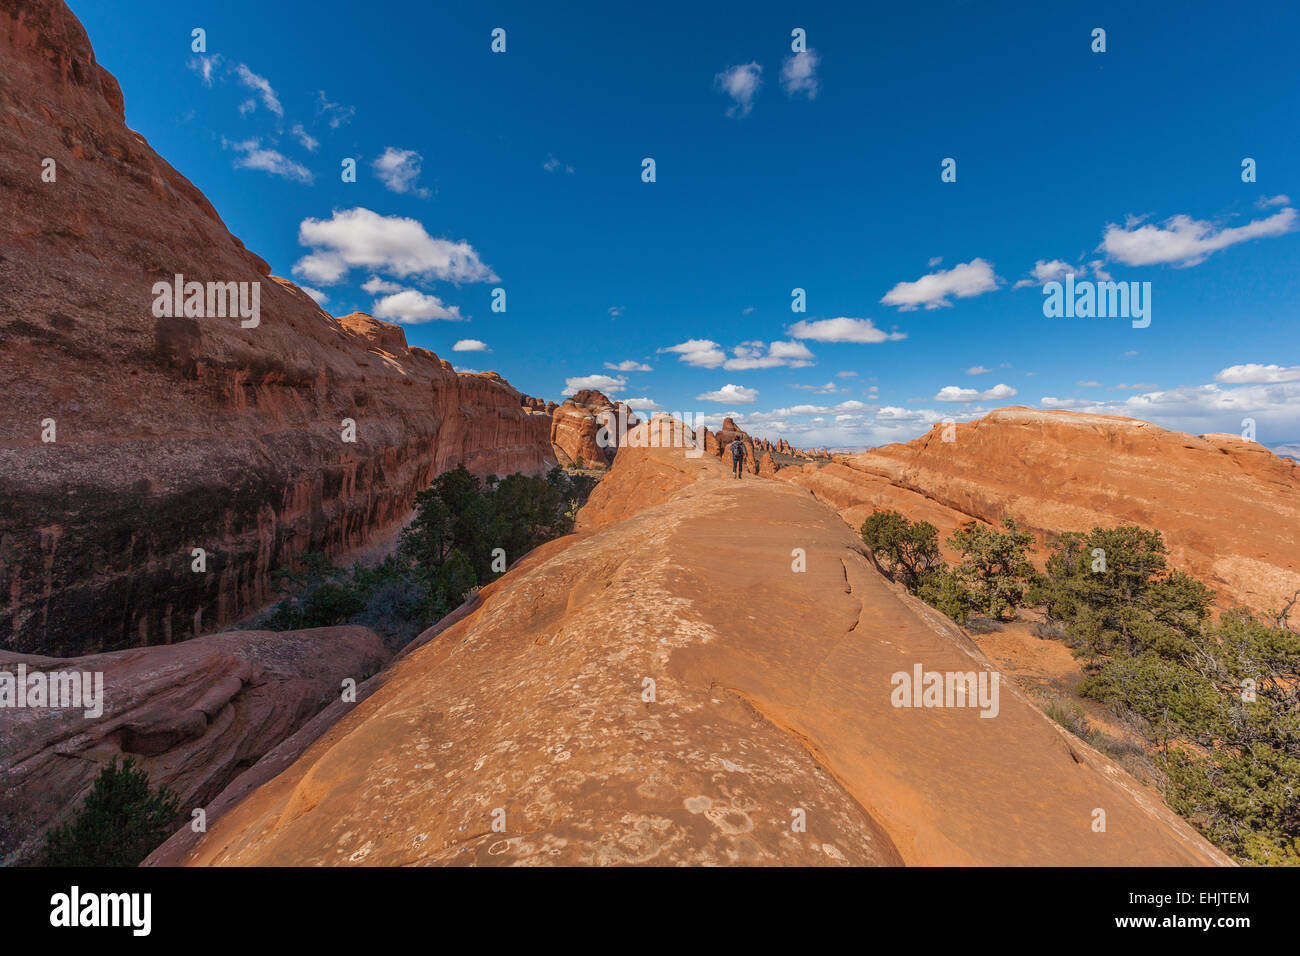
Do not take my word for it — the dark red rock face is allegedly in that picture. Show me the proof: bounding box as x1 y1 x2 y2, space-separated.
0 624 390 865
0 0 555 655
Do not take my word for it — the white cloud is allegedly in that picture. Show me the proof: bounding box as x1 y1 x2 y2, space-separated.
605 360 652 372
787 317 906 343
361 275 404 295
453 366 479 374
316 91 355 128
543 154 574 174
697 384 759 404
1100 208 1297 267
660 339 817 370
1215 363 1300 384
372 147 430 197
1077 380 1101 387
723 340 814 370
966 365 991 375
836 370 857 378
738 375 1288 451
1039 382 1300 444
225 138 312 183
452 339 489 352
781 50 820 98
300 286 328 306
563 374 626 395
291 123 319 151
188 54 223 85
608 306 624 317
1273 443 1300 459
792 381 846 394
660 339 726 368
293 208 497 286
768 403 832 416
1257 194 1291 209
1012 259 1085 289
372 290 463 323
934 383 1017 402
234 64 282 117
623 397 660 411
738 402 965 451
881 258 999 310
715 62 762 117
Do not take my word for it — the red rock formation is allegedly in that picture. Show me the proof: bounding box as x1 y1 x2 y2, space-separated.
779 407 1300 612
0 0 555 654
711 417 759 474
549 389 621 468
0 625 388 865
713 416 746 446
157 417 1230 866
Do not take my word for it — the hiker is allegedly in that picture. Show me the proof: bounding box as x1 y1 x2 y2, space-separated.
728 438 747 478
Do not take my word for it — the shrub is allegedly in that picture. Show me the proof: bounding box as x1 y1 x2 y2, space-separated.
948 518 1036 620
1031 525 1299 864
1032 526 1213 660
859 509 943 591
1077 651 1221 748
1040 695 1091 739
262 465 599 651
44 757 181 867
916 567 972 624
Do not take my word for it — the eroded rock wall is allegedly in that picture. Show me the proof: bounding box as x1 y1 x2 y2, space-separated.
0 0 555 654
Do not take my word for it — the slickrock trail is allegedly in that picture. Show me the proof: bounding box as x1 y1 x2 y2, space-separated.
157 420 1231 866
780 407 1300 614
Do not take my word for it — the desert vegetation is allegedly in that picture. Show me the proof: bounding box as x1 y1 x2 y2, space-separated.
43 758 181 867
861 508 1300 865
260 465 598 651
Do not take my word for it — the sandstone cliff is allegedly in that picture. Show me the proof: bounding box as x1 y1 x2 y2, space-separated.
779 407 1300 613
0 0 555 655
152 418 1231 866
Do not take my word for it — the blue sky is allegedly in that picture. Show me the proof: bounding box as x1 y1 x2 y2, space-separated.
72 0 1299 452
